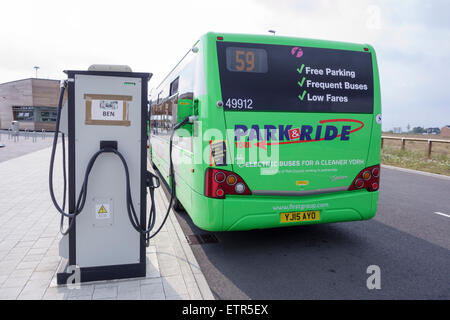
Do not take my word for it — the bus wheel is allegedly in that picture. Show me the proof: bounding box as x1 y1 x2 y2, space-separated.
173 197 185 213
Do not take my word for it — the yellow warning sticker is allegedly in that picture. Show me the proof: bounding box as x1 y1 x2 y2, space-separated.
95 203 111 219
98 205 107 214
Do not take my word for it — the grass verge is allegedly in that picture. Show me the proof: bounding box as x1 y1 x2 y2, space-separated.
381 147 449 176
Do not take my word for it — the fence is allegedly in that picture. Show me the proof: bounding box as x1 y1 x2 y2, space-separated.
0 129 50 143
381 136 450 158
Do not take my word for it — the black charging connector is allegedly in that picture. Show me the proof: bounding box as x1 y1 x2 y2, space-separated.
100 140 118 152
146 171 160 189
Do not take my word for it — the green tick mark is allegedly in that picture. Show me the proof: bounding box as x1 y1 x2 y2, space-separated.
298 90 307 101
297 64 305 74
298 77 306 87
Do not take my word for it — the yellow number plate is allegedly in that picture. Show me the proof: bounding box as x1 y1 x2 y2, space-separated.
280 211 320 223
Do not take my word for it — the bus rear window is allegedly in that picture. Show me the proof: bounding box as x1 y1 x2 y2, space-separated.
217 42 374 113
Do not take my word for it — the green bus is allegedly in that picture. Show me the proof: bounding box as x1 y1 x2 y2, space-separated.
149 32 381 231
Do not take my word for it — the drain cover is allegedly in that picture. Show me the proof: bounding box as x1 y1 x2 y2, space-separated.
186 234 218 245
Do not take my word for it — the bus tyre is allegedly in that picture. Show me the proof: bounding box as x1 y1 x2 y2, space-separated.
173 197 185 212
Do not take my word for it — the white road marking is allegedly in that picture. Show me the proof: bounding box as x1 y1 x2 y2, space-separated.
434 212 450 218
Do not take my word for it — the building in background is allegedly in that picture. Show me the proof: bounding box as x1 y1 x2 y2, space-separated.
0 78 60 131
393 127 402 134
441 125 450 138
424 127 440 135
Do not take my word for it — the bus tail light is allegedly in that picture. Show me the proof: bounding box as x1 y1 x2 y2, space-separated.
348 165 380 192
205 168 252 199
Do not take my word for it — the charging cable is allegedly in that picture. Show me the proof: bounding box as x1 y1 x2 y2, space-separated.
48 79 195 245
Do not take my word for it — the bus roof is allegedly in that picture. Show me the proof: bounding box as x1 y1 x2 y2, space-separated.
203 32 373 53
152 32 374 93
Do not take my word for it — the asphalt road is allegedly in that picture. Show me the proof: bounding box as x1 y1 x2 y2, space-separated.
167 166 450 300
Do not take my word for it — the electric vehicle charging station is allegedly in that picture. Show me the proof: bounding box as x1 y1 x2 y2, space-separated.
52 65 153 284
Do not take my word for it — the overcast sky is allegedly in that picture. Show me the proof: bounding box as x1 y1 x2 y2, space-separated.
1 0 448 130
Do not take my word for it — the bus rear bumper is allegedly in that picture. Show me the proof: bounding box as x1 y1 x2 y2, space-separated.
222 190 378 231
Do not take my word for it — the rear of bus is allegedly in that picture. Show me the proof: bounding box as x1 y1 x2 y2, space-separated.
192 32 381 231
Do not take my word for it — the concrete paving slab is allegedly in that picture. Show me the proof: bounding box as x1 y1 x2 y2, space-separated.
0 146 214 300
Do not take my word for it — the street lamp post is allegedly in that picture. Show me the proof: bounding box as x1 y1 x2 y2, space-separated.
34 66 40 78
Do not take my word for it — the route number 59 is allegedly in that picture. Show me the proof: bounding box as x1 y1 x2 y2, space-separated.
236 50 255 72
